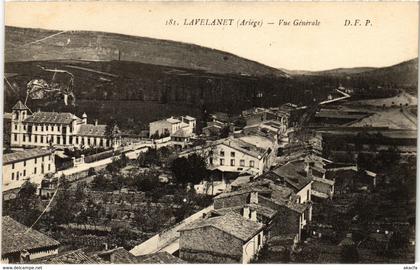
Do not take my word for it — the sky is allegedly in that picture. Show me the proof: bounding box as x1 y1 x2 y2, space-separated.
5 1 419 71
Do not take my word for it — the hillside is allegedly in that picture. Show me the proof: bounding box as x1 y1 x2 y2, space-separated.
4 26 417 132
5 26 287 78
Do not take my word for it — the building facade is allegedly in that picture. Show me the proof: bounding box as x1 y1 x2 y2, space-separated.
3 148 56 190
149 116 196 138
10 101 121 150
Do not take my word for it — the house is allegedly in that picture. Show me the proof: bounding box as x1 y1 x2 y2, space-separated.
2 216 60 263
202 119 229 138
3 148 56 192
242 107 289 130
262 163 312 205
213 179 310 242
180 136 274 176
149 116 196 138
10 101 121 150
178 212 265 263
136 251 185 263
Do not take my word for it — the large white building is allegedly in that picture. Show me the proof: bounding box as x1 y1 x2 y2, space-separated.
3 148 56 191
10 101 121 149
180 136 275 176
149 115 196 138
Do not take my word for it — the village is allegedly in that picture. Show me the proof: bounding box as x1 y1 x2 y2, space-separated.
2 84 417 264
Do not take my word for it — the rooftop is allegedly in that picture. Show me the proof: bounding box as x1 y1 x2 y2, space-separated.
2 216 60 255
266 163 312 192
12 101 30 111
77 124 107 137
31 249 99 264
23 111 79 125
3 148 54 165
90 247 140 264
214 186 272 200
179 212 264 242
222 137 269 159
136 252 185 264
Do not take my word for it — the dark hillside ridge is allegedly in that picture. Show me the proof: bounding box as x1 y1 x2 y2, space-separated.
5 26 287 78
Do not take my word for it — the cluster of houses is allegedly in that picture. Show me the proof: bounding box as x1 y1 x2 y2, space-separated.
3 100 388 264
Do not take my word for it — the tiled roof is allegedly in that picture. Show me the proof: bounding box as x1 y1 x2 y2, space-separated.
136 252 185 264
23 111 78 125
2 216 60 255
32 249 99 264
214 186 272 199
211 203 276 219
77 124 107 137
269 163 312 192
3 148 53 165
90 247 140 264
12 101 29 110
222 138 268 159
180 212 263 242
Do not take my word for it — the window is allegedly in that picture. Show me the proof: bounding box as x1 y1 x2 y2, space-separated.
14 124 17 130
23 161 26 167
220 150 225 156
240 159 245 166
230 159 235 166
34 126 37 131
35 158 37 164
209 157 213 165
34 167 37 174
23 170 26 177
23 136 25 142
220 158 225 165
14 134 17 141
41 126 44 132
230 151 235 157
250 160 255 168
48 164 51 171
34 136 37 143
12 163 15 169
28 136 31 142
307 190 310 201
40 136 44 143
11 173 14 180
42 156 44 162
57 136 61 144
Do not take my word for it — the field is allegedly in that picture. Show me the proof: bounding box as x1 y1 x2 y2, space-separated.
349 108 417 130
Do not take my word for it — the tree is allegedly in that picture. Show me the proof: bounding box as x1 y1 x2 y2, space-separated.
171 154 208 185
171 157 190 185
50 176 74 225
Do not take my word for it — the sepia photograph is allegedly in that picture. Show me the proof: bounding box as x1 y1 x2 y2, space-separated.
1 1 418 266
